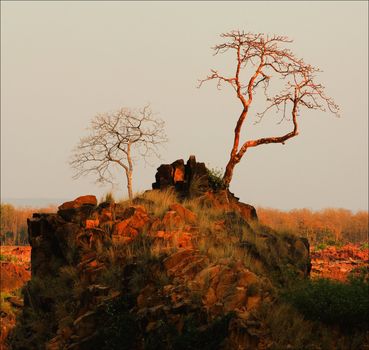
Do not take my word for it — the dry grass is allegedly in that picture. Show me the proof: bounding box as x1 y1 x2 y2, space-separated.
258 302 315 349
137 188 178 218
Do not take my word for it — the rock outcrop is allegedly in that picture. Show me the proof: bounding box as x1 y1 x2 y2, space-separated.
152 156 258 221
9 162 312 349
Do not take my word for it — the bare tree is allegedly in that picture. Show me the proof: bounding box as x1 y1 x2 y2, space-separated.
199 30 339 188
71 105 167 200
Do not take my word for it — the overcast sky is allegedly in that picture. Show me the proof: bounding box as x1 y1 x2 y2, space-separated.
1 1 368 211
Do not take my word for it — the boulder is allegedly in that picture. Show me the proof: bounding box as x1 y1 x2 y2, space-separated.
58 195 97 210
152 156 208 196
169 203 197 224
113 205 149 238
57 195 97 224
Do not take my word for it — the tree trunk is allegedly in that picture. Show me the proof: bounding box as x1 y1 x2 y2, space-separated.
223 158 239 188
126 142 134 201
126 170 133 201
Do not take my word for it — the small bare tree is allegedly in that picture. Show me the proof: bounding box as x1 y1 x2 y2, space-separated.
200 30 339 188
71 105 167 200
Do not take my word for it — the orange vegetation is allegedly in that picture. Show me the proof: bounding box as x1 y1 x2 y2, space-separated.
258 207 368 244
1 204 56 245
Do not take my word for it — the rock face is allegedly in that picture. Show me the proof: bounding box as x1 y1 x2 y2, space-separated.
152 156 258 221
57 195 97 224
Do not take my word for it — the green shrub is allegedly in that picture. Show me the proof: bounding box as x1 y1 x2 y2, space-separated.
285 276 369 329
315 243 327 251
206 167 225 191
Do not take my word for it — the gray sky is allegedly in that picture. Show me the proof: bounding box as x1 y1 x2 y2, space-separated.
1 1 368 211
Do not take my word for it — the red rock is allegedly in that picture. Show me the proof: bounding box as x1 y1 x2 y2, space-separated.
162 211 184 229
99 209 113 223
180 256 208 278
174 231 193 249
169 203 197 224
156 230 167 238
246 295 261 310
150 218 163 232
163 249 194 270
113 206 149 237
85 219 99 229
223 287 247 312
154 230 192 248
237 270 259 287
233 202 258 221
58 195 97 211
202 287 217 307
113 220 131 236
173 166 185 183
193 265 221 290
216 267 238 299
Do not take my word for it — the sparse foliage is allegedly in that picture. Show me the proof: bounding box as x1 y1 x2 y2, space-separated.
207 167 225 191
200 30 339 187
70 105 167 200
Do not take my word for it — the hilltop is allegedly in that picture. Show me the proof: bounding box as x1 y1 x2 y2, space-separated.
5 157 369 350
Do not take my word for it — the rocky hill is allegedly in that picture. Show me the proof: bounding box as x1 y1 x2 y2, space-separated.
6 157 368 349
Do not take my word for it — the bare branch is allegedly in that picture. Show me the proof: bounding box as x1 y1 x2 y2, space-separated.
70 105 167 199
199 30 340 187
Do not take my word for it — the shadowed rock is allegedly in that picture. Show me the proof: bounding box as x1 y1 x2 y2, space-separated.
152 156 257 221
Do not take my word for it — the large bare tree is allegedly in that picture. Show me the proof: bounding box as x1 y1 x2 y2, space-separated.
200 30 339 188
71 105 167 200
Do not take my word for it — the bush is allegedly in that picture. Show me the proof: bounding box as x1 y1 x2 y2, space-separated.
207 167 225 191
285 276 369 329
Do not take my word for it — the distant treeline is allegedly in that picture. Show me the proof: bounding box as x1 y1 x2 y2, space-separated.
1 203 368 246
258 207 368 244
0 204 56 245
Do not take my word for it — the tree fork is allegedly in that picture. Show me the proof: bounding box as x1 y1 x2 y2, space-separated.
200 30 339 189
